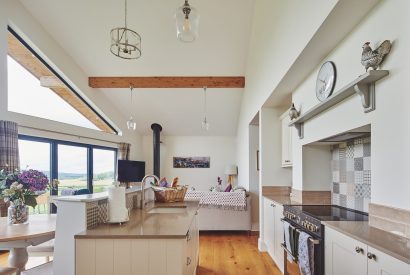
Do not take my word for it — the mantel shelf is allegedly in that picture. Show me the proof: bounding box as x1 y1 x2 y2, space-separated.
289 70 389 139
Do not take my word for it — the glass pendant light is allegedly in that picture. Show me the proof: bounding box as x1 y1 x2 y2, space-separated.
201 86 210 131
127 86 137 130
175 0 199 42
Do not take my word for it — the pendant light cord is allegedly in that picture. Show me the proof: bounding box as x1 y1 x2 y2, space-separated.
203 86 207 121
124 0 128 29
130 85 134 117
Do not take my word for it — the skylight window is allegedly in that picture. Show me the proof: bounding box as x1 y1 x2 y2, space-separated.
6 28 116 134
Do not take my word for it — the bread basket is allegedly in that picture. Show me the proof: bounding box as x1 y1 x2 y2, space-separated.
151 186 187 203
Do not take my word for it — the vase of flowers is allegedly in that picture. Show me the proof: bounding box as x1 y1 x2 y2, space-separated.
0 169 49 225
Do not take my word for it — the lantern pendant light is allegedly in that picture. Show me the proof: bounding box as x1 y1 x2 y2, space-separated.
127 86 137 130
175 0 199 42
110 0 141 59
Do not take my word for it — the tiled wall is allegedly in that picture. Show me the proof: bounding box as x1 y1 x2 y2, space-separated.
331 136 371 212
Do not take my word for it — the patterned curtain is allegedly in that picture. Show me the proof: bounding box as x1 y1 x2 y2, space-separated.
118 143 131 160
0 121 20 216
0 121 20 172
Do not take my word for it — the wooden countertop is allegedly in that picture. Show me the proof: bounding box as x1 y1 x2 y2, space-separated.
323 220 410 265
0 214 56 242
75 201 200 240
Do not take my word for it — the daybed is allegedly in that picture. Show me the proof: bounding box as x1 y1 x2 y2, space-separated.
185 191 251 231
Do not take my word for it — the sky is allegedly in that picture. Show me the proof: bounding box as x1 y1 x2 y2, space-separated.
19 139 115 174
7 56 99 131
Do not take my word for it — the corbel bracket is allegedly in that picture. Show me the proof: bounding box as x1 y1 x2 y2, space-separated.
354 83 375 113
294 123 304 139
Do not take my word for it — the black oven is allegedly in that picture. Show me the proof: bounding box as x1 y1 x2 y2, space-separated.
282 205 368 275
281 217 324 275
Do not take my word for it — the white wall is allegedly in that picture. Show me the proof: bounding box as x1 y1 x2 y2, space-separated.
248 124 259 230
302 145 332 191
259 107 292 187
0 0 142 159
236 0 339 190
291 0 410 210
143 136 236 192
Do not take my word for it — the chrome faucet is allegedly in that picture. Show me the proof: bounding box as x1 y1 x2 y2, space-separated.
140 174 160 209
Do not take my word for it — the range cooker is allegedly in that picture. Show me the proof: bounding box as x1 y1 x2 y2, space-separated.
282 205 368 275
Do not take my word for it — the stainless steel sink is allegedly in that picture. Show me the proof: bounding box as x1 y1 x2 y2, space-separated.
147 207 187 214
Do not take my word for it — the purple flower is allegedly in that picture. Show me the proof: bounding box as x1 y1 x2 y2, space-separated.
17 169 49 192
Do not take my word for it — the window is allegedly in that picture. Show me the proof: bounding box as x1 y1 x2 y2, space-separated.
93 149 116 193
7 27 117 134
58 144 89 195
18 139 51 178
18 135 117 196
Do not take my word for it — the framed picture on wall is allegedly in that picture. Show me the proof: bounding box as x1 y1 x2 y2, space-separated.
173 157 210 168
256 150 260 171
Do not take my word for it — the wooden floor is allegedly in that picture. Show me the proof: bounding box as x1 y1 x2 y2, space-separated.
1 232 281 275
197 232 281 275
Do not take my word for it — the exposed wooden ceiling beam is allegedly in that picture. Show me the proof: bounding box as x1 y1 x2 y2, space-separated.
88 76 245 89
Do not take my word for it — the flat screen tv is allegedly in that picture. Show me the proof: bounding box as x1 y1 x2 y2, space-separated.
117 160 145 182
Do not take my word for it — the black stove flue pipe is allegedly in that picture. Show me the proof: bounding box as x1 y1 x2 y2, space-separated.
151 123 162 178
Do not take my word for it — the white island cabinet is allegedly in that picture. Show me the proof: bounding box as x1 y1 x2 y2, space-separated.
325 226 410 275
75 201 200 275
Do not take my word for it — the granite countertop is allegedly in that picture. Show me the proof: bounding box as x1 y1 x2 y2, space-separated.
262 194 327 206
263 195 301 205
75 201 200 239
323 220 410 265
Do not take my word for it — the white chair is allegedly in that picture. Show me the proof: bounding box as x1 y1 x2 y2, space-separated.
27 239 54 262
21 262 53 275
34 193 50 214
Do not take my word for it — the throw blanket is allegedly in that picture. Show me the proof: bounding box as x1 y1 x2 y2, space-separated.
185 191 247 211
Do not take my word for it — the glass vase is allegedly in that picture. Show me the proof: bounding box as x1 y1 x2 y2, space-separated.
8 200 29 225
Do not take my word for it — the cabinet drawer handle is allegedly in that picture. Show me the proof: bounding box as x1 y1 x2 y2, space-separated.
367 252 376 260
355 247 364 254
186 257 192 266
270 203 276 207
285 160 290 163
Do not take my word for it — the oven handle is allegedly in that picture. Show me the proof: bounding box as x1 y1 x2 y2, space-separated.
281 218 321 245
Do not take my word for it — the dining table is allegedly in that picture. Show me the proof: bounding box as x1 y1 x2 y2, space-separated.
0 214 56 275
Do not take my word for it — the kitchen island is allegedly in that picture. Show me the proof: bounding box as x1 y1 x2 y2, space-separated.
75 201 200 275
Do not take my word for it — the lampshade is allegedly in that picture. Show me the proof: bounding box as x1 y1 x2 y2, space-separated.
224 165 238 175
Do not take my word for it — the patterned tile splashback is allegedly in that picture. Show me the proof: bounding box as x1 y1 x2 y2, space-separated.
331 136 371 212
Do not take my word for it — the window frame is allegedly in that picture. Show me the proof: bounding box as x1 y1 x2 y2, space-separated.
18 135 118 195
8 26 118 134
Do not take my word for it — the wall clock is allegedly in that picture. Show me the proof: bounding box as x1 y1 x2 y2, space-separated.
316 61 336 102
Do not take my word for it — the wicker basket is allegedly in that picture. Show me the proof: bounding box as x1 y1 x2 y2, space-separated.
152 186 188 203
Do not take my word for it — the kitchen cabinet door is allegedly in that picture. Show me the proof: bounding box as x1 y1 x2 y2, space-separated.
367 246 410 275
274 204 284 273
263 198 276 256
281 112 292 167
325 227 367 275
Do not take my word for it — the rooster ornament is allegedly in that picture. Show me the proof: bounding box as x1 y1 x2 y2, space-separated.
361 40 392 72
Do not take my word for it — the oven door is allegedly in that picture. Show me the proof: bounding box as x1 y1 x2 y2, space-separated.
282 220 323 275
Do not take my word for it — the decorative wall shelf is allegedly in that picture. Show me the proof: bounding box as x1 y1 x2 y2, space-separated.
289 70 389 138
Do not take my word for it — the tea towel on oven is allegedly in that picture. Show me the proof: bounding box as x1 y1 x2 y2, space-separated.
298 231 315 275
283 221 294 262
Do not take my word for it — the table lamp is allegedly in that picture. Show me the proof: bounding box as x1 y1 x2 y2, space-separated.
224 164 238 186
